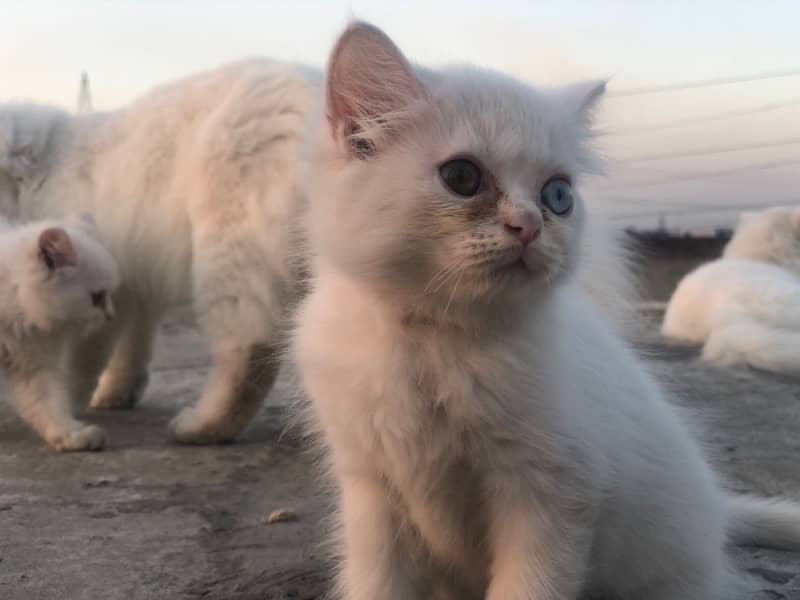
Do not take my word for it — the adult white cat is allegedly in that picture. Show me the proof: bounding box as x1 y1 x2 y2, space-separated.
663 206 800 374
0 63 319 443
292 23 800 600
0 213 118 450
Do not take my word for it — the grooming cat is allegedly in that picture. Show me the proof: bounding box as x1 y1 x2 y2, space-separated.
292 23 800 600
0 213 118 450
663 206 800 374
0 63 319 443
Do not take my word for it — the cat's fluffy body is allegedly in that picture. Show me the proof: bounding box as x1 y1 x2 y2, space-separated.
0 214 118 450
0 62 318 442
292 23 800 600
663 206 800 374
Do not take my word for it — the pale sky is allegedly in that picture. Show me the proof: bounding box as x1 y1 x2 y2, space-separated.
3 0 799 228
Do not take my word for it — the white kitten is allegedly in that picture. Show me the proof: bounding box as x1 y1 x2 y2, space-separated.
663 206 800 374
0 213 119 450
0 62 319 443
292 23 800 600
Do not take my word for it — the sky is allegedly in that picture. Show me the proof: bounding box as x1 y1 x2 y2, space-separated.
2 0 799 229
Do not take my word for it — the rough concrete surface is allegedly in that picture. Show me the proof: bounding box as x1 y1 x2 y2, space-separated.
2 311 800 599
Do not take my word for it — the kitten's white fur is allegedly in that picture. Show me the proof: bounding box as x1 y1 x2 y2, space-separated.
663 206 800 374
0 213 119 450
0 63 319 442
292 23 800 600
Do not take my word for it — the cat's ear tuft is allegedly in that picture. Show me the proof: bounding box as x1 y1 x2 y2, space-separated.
38 227 77 271
326 22 427 157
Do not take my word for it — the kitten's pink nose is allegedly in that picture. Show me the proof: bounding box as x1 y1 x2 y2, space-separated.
503 210 541 247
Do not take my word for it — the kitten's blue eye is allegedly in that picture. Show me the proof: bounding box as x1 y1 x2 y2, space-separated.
439 159 482 197
540 178 574 216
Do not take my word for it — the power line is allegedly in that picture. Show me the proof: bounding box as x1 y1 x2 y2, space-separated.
607 68 800 98
613 136 800 163
604 97 800 135
622 158 800 188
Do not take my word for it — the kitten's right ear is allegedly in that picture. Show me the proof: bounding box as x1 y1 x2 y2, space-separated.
326 22 427 158
38 227 77 271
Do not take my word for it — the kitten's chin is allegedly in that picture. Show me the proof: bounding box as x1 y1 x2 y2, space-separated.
490 253 549 285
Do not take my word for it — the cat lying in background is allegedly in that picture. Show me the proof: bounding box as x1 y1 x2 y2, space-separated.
292 22 800 600
0 214 118 450
662 206 800 374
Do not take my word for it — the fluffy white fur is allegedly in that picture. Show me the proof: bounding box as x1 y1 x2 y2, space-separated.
663 206 800 374
292 23 800 600
0 213 119 450
0 62 319 443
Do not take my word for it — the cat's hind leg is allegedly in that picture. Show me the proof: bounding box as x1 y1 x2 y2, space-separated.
170 339 280 443
169 194 291 443
90 293 160 409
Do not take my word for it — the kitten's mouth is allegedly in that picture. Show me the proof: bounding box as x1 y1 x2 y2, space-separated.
492 252 530 274
490 249 548 280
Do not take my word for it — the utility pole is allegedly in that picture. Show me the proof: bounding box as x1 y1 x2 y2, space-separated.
77 71 93 114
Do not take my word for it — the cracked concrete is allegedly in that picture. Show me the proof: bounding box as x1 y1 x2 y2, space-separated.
1 311 800 599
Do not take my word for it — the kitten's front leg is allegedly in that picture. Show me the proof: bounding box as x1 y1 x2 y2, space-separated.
337 472 421 600
7 368 106 451
485 475 594 600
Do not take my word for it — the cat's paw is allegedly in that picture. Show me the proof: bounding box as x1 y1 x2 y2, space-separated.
89 372 149 410
47 424 107 452
169 408 238 445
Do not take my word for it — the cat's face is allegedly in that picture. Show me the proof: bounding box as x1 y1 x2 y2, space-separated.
724 206 800 271
312 23 603 316
20 213 120 332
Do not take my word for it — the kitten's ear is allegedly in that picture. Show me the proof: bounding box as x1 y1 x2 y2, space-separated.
38 227 77 270
326 22 427 157
562 79 607 122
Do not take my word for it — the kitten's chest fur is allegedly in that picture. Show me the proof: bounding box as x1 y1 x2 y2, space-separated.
366 356 494 585
298 283 549 583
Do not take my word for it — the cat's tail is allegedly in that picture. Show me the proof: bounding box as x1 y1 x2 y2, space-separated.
703 318 800 375
726 494 800 550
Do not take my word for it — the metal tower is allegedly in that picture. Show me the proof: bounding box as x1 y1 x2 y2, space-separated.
77 71 93 113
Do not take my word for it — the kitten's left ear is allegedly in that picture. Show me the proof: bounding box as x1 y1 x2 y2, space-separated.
326 22 427 157
38 227 77 270
562 79 607 122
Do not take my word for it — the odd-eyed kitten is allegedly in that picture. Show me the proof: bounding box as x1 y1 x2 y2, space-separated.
292 23 800 600
0 213 119 450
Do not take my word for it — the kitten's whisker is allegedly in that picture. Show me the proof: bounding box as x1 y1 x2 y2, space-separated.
424 263 456 293
443 266 465 316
